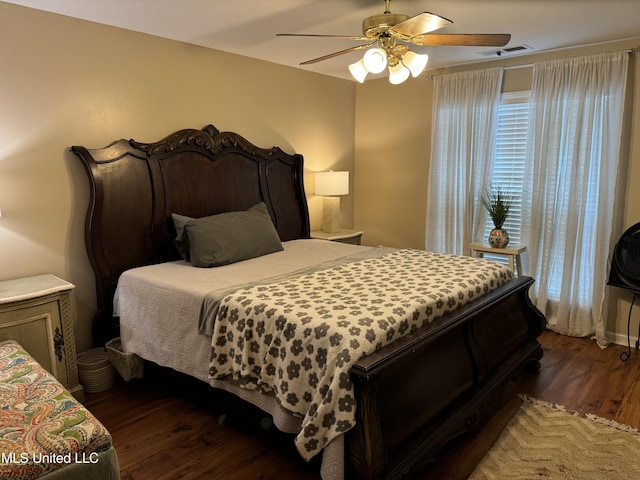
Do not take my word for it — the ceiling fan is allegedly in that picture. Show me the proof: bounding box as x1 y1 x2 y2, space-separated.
277 0 511 84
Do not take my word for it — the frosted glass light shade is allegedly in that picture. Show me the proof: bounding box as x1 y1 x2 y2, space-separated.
315 171 349 196
402 51 429 77
363 48 387 74
388 62 410 85
348 59 368 83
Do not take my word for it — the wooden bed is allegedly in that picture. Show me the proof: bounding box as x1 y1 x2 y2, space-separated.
71 124 546 480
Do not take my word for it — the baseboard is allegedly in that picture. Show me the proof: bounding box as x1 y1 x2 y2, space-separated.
607 330 638 349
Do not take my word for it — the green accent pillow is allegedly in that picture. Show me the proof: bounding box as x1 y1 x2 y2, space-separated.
172 203 283 267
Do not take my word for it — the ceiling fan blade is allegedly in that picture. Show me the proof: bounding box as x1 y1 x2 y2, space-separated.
414 33 512 47
277 33 369 41
300 42 375 65
389 12 453 40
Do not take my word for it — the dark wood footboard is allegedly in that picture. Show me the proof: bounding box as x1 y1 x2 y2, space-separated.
347 276 545 479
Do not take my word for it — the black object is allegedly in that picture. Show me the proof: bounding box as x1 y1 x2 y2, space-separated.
608 222 640 361
609 222 640 293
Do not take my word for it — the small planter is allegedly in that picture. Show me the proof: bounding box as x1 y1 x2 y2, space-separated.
480 186 514 249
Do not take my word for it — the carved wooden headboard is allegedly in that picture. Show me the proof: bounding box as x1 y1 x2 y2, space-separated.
72 125 310 342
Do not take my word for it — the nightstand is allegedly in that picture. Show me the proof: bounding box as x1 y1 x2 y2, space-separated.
311 229 364 245
0 275 84 400
468 242 527 277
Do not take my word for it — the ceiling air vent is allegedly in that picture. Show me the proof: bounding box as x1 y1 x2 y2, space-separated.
480 45 532 57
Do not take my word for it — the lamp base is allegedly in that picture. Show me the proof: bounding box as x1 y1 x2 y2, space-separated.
322 197 341 234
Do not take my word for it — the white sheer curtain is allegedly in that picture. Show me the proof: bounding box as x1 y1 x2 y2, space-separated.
426 68 503 254
521 51 628 345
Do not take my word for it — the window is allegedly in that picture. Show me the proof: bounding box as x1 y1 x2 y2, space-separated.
483 91 529 263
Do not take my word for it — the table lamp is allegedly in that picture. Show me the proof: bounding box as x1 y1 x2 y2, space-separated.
315 171 349 234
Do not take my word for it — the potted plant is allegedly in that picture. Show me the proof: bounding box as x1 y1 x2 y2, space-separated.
480 186 512 248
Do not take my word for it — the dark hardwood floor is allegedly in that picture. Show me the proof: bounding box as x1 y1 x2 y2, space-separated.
84 330 640 479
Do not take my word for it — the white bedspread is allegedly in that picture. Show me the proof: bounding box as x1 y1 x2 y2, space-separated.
115 239 371 381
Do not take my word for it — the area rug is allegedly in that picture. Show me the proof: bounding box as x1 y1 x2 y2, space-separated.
469 395 640 479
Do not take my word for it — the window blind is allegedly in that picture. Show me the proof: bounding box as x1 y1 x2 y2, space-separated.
485 90 609 295
483 92 530 260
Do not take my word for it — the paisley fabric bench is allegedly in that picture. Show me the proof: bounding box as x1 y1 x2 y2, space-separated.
0 340 120 480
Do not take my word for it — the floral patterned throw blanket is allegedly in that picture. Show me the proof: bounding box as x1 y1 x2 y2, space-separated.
0 341 113 480
209 249 513 461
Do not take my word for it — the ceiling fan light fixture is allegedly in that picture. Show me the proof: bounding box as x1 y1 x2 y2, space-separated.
402 51 429 77
279 1 512 83
363 48 388 74
388 62 410 84
348 59 369 83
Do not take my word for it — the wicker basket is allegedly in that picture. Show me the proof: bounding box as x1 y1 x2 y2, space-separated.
77 348 115 393
105 337 144 381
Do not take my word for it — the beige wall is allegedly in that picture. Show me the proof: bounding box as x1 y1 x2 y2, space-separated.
353 39 640 343
353 79 432 249
0 3 356 351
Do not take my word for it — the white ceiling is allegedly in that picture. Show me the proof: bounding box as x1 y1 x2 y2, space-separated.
4 0 640 81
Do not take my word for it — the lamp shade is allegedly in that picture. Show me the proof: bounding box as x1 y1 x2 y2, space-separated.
315 171 349 196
